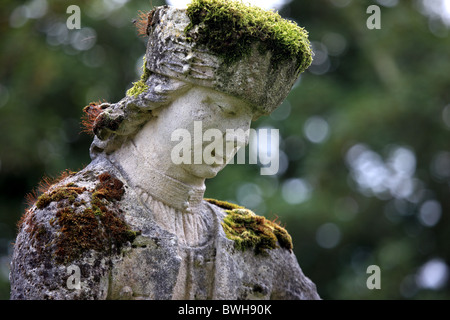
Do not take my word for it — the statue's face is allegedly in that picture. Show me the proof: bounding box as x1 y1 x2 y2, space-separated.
133 86 255 184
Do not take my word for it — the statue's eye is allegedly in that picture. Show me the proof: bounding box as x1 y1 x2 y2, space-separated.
203 96 237 116
216 103 237 116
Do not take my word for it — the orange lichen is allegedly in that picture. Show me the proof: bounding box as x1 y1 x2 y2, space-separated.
134 9 155 37
93 172 125 201
81 101 104 135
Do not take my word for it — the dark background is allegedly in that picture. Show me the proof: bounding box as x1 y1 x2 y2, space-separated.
1 0 449 299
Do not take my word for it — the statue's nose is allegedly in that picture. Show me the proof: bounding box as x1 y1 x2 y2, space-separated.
221 116 251 147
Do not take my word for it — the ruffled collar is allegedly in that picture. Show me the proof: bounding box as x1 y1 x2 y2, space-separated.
108 141 205 213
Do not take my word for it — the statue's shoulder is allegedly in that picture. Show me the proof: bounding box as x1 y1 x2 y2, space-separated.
16 163 138 266
11 163 140 299
204 198 293 255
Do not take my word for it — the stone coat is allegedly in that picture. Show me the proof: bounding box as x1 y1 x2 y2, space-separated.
10 157 319 300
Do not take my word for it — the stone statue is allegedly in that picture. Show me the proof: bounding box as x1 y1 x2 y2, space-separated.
10 0 319 300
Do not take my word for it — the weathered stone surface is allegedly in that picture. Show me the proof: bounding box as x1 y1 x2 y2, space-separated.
145 5 311 116
11 157 319 299
10 1 319 300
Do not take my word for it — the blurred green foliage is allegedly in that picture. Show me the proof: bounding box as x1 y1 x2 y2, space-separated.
0 0 449 300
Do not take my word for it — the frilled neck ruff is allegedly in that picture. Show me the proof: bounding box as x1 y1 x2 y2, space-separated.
108 142 205 213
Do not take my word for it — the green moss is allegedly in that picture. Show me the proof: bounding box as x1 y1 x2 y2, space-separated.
126 57 151 97
221 207 293 254
204 198 244 210
206 198 293 254
185 0 313 71
36 185 86 209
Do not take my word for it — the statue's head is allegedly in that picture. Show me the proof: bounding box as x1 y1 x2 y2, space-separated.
85 0 312 181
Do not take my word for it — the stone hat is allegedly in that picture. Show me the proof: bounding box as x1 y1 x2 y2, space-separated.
144 0 313 115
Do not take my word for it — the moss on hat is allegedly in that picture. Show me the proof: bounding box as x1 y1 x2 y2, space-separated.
185 0 313 72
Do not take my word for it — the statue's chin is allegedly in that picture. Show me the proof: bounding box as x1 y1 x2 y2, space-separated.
184 163 226 180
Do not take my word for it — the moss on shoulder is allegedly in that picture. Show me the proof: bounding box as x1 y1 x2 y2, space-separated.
22 171 139 265
206 198 293 254
35 185 86 210
204 198 244 210
185 0 313 71
52 172 139 264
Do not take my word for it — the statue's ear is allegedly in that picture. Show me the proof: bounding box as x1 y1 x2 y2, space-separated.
134 9 156 37
93 111 125 141
81 101 109 136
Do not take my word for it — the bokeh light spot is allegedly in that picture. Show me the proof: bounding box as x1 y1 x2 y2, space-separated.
316 223 341 249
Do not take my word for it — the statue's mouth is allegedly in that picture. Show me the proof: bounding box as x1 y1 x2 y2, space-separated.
208 146 237 166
